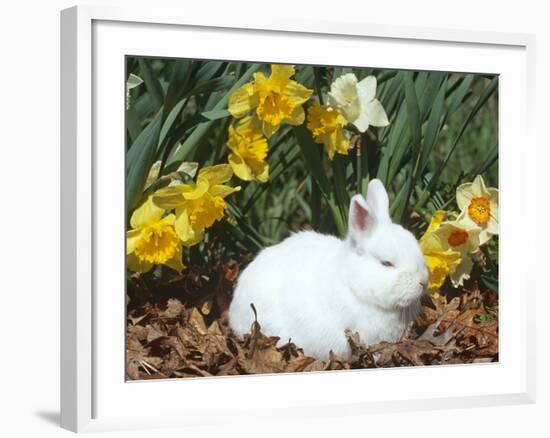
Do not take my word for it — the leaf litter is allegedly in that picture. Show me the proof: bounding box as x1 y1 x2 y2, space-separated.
126 259 498 380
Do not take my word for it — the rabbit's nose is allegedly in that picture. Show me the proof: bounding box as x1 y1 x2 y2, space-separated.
419 281 427 289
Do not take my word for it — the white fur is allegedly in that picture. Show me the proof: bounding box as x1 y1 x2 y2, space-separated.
228 179 429 360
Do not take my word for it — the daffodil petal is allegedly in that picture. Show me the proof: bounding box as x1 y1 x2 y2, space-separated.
456 210 476 229
324 138 336 160
329 73 357 104
255 162 269 183
357 75 377 103
456 182 474 211
464 226 481 253
126 229 141 254
284 81 313 106
174 209 195 243
477 229 492 245
210 184 241 198
198 164 233 186
334 129 350 156
285 105 305 126
488 187 499 204
270 64 295 86
160 213 176 226
228 152 254 181
252 71 267 86
426 210 446 234
261 121 279 139
228 82 257 118
152 186 187 209
450 256 473 287
352 110 370 133
130 195 165 229
364 99 389 127
420 231 445 253
470 175 486 197
164 245 185 272
180 178 209 200
126 252 153 273
487 214 499 235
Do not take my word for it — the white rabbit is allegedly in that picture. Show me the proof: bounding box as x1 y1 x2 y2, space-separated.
228 179 429 360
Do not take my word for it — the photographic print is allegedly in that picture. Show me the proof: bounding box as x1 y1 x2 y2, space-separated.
125 58 498 380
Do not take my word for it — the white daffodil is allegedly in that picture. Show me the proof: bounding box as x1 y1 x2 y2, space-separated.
328 73 389 133
456 174 499 245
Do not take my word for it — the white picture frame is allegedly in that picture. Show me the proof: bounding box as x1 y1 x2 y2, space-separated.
60 4 537 433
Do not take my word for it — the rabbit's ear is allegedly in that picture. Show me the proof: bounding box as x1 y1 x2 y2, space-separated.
366 179 391 224
348 194 375 242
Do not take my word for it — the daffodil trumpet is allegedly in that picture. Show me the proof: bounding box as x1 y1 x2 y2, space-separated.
306 101 351 160
126 196 185 273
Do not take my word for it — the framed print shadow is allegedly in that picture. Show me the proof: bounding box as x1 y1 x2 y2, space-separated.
61 4 536 433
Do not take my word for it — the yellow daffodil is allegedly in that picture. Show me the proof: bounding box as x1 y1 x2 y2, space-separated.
420 211 461 296
227 116 269 183
420 210 482 294
328 73 389 133
228 64 313 138
456 174 498 244
126 196 184 273
306 101 350 160
152 164 241 245
431 221 481 287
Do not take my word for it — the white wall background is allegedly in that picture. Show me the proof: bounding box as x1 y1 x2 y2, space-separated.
0 0 546 436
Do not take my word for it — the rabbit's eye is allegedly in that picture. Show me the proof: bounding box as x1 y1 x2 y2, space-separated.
381 260 394 267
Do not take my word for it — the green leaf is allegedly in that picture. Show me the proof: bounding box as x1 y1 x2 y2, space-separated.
200 109 231 121
226 201 266 250
403 72 422 177
467 143 498 179
416 76 498 208
138 58 164 113
186 75 235 96
126 104 141 143
313 68 325 104
126 114 162 217
377 72 408 183
417 72 447 121
159 109 232 169
242 142 300 214
332 155 350 216
167 63 262 165
390 172 413 223
445 74 474 122
126 110 162 173
295 65 314 87
159 98 188 154
418 80 447 176
195 61 225 82
293 125 347 236
481 274 499 294
293 125 330 195
163 60 193 121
